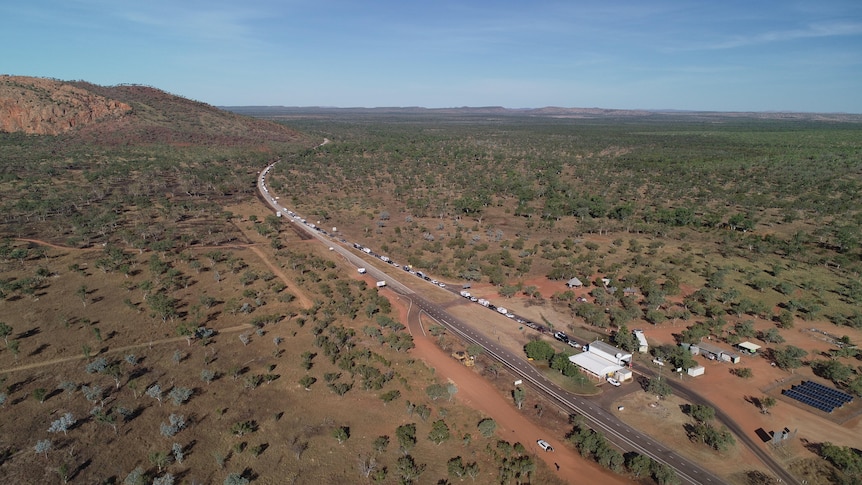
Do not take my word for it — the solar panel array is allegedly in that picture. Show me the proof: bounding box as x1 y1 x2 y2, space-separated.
782 381 854 413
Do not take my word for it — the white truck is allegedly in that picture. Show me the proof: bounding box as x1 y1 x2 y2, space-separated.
459 290 471 298
496 307 508 315
376 281 386 288
477 299 490 307
358 268 367 274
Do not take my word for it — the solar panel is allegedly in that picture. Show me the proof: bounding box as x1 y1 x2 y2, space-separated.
783 386 840 413
800 381 853 403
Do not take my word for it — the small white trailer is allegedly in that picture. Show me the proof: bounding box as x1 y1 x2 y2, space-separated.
358 268 367 274
376 281 386 288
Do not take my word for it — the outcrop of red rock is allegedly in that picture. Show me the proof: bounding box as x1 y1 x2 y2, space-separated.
0 75 131 135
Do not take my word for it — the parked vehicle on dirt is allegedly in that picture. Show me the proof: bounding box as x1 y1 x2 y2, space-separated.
537 439 554 452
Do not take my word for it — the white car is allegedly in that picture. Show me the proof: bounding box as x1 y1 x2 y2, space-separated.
537 439 554 452
607 377 621 387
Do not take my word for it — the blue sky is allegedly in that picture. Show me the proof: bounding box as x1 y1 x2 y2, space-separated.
3 1 861 112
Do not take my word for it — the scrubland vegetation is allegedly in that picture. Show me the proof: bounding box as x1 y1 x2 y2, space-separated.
2 99 862 484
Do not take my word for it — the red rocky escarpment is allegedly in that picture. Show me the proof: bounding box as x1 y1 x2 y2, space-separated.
0 75 131 135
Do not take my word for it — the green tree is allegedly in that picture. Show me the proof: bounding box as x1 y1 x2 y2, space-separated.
819 442 862 477
8 340 20 360
373 435 390 453
512 387 526 410
425 383 447 401
477 418 497 438
524 340 554 361
731 367 753 379
760 396 777 413
396 455 425 484
772 345 807 371
76 285 88 307
760 328 785 343
447 456 466 478
776 310 795 329
396 423 417 453
647 377 672 398
811 359 853 384
626 453 652 478
612 324 638 352
427 419 450 445
224 474 249 485
149 451 169 472
0 322 12 345
688 404 715 423
147 292 178 324
332 426 350 444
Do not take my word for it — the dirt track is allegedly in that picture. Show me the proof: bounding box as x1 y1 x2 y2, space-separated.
0 324 252 376
247 245 313 308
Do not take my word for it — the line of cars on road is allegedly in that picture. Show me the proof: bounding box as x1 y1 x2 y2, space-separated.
341 235 595 354
456 290 560 334
347 242 450 289
553 330 581 349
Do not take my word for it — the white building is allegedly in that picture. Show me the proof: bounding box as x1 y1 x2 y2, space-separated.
633 330 649 353
587 340 633 366
687 365 705 377
569 340 633 380
693 342 741 364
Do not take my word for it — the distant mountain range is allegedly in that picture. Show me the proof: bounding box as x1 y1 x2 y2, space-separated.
222 105 862 122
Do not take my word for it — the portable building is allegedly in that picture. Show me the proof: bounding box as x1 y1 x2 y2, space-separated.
687 365 705 377
633 330 649 353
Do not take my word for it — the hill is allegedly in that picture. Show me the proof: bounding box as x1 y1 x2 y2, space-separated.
0 76 130 135
1 76 306 146
0 76 316 248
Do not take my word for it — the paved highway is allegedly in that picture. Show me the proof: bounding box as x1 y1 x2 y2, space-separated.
257 158 797 485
